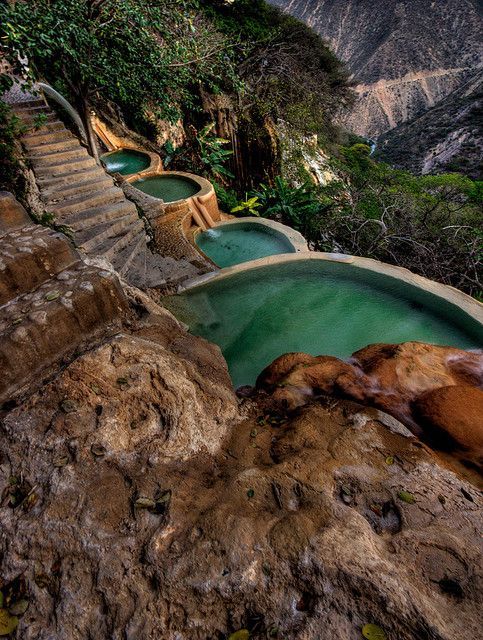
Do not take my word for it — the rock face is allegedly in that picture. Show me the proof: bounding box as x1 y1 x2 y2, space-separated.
270 0 482 150
1 359 482 639
1 197 482 638
377 73 483 179
257 342 483 469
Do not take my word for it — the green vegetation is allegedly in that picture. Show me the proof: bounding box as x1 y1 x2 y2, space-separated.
0 0 479 297
245 144 482 297
0 100 22 193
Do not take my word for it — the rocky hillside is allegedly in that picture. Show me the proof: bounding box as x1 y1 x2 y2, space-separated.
270 0 482 141
377 72 482 178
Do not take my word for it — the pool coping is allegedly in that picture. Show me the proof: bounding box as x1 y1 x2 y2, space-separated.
125 170 213 205
179 252 483 328
192 217 308 267
101 148 161 178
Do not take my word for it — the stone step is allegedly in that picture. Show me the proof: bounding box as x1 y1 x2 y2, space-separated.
33 155 97 178
95 219 146 262
0 192 31 236
13 99 45 110
37 166 105 190
26 136 80 155
17 111 58 125
0 225 79 306
41 175 114 204
51 187 127 219
15 104 49 115
31 147 91 168
111 232 147 277
76 212 140 253
23 128 74 147
64 201 137 233
0 263 128 405
22 121 66 139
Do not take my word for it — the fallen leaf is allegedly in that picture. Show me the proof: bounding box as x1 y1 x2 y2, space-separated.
250 429 258 438
385 456 394 465
0 609 18 636
90 444 106 457
53 454 70 468
397 490 416 504
362 623 387 640
228 630 250 640
44 290 60 301
134 497 156 510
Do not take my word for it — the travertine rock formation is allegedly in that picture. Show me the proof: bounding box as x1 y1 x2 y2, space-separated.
1 195 481 639
257 342 483 472
1 349 482 639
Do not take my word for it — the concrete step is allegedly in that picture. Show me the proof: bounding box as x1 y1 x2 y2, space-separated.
0 192 31 236
23 128 74 147
26 137 80 155
95 219 146 262
76 212 140 252
0 263 128 405
51 187 127 219
42 175 114 204
33 155 97 178
0 225 79 306
111 232 147 276
31 147 91 167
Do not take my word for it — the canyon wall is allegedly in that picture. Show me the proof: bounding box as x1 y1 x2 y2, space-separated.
270 0 482 140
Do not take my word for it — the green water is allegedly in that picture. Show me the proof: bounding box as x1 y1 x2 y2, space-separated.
164 260 482 388
196 223 296 267
101 149 150 176
132 175 200 201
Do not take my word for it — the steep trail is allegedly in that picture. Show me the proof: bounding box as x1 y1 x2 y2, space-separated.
12 98 201 289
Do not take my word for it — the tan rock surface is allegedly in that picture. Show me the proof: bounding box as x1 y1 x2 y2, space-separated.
257 342 483 467
0 330 482 639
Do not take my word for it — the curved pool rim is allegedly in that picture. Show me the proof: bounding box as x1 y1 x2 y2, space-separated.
127 170 212 205
193 217 309 266
101 147 160 177
179 252 483 336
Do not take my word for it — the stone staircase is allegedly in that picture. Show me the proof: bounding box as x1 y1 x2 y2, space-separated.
0 192 129 405
14 99 202 288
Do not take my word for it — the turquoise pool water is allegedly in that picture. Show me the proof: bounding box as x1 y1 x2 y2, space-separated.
196 222 296 267
164 260 482 388
101 149 150 176
132 175 200 202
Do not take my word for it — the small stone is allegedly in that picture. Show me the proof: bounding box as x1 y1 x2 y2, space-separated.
91 444 106 458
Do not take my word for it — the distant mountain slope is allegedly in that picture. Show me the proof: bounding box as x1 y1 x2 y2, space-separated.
377 71 483 179
269 0 483 139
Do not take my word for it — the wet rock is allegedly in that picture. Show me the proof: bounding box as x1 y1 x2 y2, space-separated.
257 342 483 470
412 385 483 457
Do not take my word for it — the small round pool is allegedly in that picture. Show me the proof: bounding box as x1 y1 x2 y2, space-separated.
132 175 200 202
196 222 297 267
163 258 482 388
101 149 150 176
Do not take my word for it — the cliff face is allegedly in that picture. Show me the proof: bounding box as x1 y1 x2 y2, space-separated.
377 73 483 178
270 0 482 139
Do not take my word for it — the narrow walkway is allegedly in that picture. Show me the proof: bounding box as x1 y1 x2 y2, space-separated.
12 98 202 289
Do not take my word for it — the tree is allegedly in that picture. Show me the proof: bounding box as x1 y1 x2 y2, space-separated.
0 0 238 159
